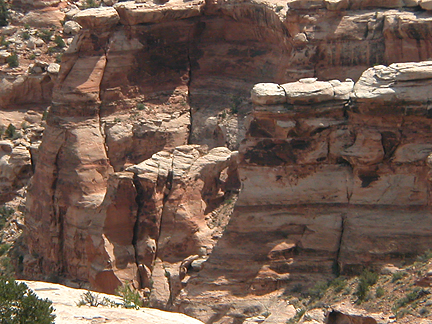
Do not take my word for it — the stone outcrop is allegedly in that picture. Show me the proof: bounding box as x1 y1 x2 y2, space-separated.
0 140 32 199
13 0 432 323
172 61 432 322
22 280 205 324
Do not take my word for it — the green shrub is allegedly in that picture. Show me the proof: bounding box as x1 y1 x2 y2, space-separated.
22 31 30 40
393 288 429 311
54 35 65 48
0 244 10 257
395 308 411 319
330 277 347 293
38 29 53 43
230 95 242 114
356 269 378 302
4 123 21 139
308 281 329 300
77 291 116 307
375 286 385 298
0 0 8 27
55 54 62 63
42 108 50 121
47 46 56 55
7 53 18 68
0 35 9 48
0 205 14 217
392 271 407 283
417 250 432 263
136 103 146 110
0 277 55 323
290 283 303 293
116 284 143 309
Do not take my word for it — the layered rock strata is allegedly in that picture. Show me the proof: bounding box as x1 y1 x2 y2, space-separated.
175 62 432 322
18 0 432 323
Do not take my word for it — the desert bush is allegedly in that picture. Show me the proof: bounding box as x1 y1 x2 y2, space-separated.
77 291 116 307
308 281 329 300
22 31 30 40
7 53 18 68
393 287 429 311
116 284 143 309
356 269 378 301
230 95 242 114
375 286 385 298
417 250 432 263
0 244 10 257
38 30 53 43
0 205 14 229
330 277 347 293
55 54 62 63
0 277 55 323
0 35 9 48
54 35 65 48
392 271 407 283
4 123 21 139
0 0 8 27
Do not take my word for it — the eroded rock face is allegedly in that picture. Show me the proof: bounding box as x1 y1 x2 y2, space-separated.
176 62 432 322
22 280 206 324
17 0 432 323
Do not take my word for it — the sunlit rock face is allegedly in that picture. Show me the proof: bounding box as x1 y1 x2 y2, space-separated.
21 0 432 323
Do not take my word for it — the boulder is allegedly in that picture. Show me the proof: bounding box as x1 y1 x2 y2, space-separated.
63 21 82 35
21 8 65 28
353 61 432 105
420 0 432 9
280 78 353 104
251 83 286 105
114 0 204 25
74 7 120 30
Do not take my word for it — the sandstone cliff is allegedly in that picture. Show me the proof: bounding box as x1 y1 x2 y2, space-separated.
3 1 432 324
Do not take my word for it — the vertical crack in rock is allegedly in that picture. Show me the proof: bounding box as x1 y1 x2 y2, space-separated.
131 175 145 288
51 134 66 276
155 154 175 262
335 214 346 276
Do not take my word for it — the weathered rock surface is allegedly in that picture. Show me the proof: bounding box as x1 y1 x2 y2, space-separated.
0 141 32 198
22 280 205 324
9 0 432 323
176 62 432 322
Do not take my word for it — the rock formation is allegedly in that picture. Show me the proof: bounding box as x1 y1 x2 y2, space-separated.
8 0 432 323
21 280 206 324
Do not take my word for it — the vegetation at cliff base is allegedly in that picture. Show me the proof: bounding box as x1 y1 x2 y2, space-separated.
0 277 55 323
0 0 9 27
77 284 144 309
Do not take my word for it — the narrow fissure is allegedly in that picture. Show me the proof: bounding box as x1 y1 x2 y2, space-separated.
154 154 175 263
51 135 66 277
98 44 110 161
334 214 346 276
131 175 144 287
